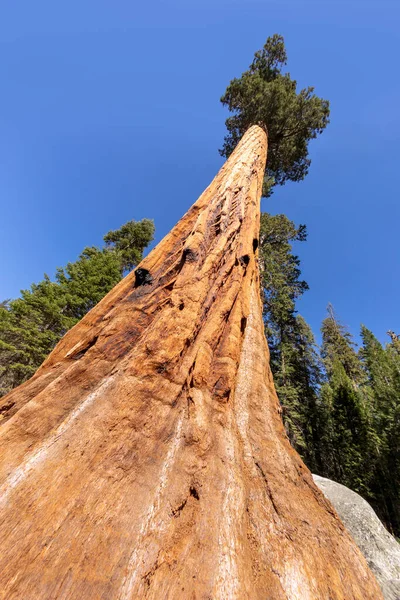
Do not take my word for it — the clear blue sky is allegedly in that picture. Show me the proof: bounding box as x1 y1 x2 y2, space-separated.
1 0 399 346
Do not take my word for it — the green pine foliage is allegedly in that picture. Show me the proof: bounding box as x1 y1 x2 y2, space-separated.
319 359 378 495
258 213 400 535
220 34 330 196
321 304 364 384
259 212 323 462
260 212 308 334
0 279 71 395
359 326 400 534
0 219 154 397
55 247 123 321
314 311 400 534
241 58 400 527
317 311 381 497
103 218 155 272
291 315 327 473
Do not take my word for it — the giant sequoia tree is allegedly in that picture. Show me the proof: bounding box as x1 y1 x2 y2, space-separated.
0 37 382 598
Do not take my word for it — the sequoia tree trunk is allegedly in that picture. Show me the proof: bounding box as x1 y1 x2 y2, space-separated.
0 126 382 599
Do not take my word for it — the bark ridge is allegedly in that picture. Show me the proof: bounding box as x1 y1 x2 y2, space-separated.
0 126 382 599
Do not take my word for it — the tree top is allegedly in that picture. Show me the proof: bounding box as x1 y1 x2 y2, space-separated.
220 34 330 197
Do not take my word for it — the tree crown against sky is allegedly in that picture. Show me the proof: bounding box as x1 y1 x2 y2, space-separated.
220 34 330 196
103 218 155 273
321 303 364 385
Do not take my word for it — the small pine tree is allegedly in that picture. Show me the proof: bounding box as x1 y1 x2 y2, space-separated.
259 213 325 461
321 304 364 385
321 359 377 496
360 326 400 534
259 212 308 349
318 309 380 498
103 218 155 273
292 315 326 472
0 279 71 395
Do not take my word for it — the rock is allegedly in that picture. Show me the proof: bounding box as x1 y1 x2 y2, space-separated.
0 126 382 599
313 474 400 600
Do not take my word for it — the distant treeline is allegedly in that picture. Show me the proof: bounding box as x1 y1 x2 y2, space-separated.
259 212 400 538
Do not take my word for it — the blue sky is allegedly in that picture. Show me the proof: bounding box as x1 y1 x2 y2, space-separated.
0 0 399 346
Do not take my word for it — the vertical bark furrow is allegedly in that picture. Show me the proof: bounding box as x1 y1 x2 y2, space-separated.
0 126 383 599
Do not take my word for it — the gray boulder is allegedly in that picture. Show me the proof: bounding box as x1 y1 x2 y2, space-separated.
313 474 400 600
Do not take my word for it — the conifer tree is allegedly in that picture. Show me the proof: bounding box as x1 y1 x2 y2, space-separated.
221 32 329 462
0 219 154 396
0 36 384 598
103 218 155 273
318 312 378 500
288 315 326 471
258 213 325 462
0 279 70 395
360 326 400 534
259 213 307 443
322 359 377 494
360 326 397 416
321 304 364 385
220 34 330 196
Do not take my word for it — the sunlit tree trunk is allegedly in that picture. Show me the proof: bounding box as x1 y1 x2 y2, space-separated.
0 126 382 599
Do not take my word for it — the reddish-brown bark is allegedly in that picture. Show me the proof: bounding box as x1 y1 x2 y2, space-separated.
0 126 382 599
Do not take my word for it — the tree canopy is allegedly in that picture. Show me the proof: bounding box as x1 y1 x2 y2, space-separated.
220 34 330 196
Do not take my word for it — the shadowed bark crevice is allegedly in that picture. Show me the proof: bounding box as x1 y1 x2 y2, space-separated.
134 268 153 288
69 335 99 360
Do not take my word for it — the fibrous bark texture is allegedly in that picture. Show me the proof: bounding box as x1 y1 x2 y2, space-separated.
0 126 382 599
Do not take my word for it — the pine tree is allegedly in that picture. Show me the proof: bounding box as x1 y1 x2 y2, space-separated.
318 312 378 500
259 213 307 443
324 359 377 494
360 326 397 417
292 315 327 472
259 212 308 339
360 326 400 534
220 34 330 196
55 247 124 321
222 33 329 462
0 219 154 396
0 37 382 597
258 213 325 462
321 304 363 385
0 279 70 395
103 218 155 272
385 402 400 535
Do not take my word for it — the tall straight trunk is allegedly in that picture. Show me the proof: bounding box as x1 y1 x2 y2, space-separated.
0 126 382 599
